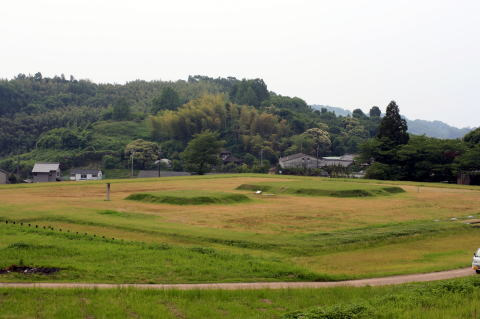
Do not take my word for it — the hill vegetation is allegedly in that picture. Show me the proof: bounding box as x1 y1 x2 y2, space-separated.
0 73 478 182
0 73 386 177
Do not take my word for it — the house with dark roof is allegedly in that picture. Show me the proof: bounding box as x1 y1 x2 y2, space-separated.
70 169 103 181
32 163 61 183
278 153 319 169
0 169 8 184
279 153 356 169
319 155 356 168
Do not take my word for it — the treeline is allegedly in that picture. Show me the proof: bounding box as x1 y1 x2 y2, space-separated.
360 101 480 182
1 72 476 182
0 73 386 177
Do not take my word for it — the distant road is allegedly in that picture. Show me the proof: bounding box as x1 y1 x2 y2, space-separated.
0 268 473 290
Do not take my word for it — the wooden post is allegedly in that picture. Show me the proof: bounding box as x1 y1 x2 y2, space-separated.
106 183 111 201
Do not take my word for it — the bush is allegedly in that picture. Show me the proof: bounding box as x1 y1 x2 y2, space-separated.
102 155 120 169
8 173 18 184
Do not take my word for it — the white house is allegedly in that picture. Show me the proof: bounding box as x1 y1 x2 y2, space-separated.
70 169 103 181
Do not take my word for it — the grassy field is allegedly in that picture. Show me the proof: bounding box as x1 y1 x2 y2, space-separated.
1 174 480 283
1 276 480 318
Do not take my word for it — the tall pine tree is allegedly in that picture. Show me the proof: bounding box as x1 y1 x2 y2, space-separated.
377 101 409 145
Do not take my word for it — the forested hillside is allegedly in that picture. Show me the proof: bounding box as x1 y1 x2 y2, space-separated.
0 73 475 180
0 73 386 177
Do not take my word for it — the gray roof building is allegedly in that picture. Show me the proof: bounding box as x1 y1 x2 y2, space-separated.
279 153 319 169
32 163 61 183
32 163 60 173
279 153 356 169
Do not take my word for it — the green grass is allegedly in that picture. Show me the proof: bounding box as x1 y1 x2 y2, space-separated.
1 276 480 318
236 181 405 197
0 224 329 283
125 190 251 205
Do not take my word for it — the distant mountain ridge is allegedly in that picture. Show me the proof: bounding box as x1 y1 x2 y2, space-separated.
312 105 473 139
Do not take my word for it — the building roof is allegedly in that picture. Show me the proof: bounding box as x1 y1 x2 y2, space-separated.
279 153 317 162
32 163 60 173
339 154 357 161
70 169 102 174
0 168 8 175
319 159 353 167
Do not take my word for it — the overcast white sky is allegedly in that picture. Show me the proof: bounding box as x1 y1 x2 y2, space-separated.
1 0 479 127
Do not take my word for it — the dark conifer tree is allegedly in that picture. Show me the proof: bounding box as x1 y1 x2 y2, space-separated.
377 101 409 145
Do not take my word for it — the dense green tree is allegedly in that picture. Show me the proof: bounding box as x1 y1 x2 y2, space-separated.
124 139 160 169
181 131 224 174
112 98 131 121
303 128 331 165
369 106 381 117
352 109 367 119
263 95 310 112
151 87 181 113
464 128 480 145
230 79 269 107
37 128 89 150
102 155 119 169
377 101 409 145
456 145 480 171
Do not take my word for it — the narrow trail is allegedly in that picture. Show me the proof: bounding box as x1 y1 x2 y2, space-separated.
0 268 474 290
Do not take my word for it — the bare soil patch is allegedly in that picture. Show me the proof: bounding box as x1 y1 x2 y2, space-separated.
0 265 60 275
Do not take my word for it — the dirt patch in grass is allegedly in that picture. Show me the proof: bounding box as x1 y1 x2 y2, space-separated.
0 265 60 275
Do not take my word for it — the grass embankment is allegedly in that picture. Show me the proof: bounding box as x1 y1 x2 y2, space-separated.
126 191 251 205
1 277 480 318
237 181 405 197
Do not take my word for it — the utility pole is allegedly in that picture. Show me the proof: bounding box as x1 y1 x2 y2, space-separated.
131 151 136 177
16 152 20 177
157 147 162 178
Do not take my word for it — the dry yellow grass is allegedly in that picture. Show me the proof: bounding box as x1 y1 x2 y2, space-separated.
1 174 479 277
1 176 479 234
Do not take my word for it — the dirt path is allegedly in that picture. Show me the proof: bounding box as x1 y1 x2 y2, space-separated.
0 268 474 290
